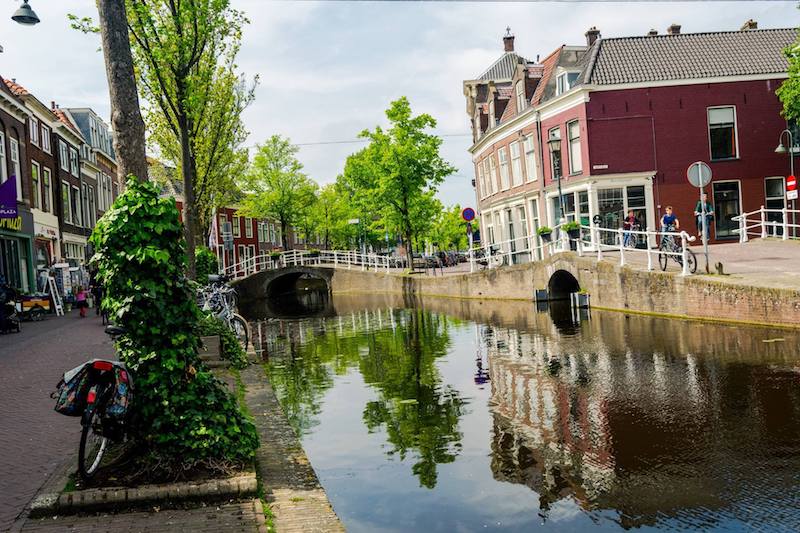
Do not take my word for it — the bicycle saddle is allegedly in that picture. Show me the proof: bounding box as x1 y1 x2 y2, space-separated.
104 325 127 337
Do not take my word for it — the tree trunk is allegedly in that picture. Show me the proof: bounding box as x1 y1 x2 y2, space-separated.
97 0 149 183
281 220 289 250
178 111 197 279
405 229 414 272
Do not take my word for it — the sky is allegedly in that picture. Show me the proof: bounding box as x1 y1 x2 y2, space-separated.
0 1 797 209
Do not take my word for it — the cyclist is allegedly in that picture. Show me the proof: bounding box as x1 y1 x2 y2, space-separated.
622 210 639 247
660 206 680 233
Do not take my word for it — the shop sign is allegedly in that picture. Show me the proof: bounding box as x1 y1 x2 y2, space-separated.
0 209 33 234
35 222 59 239
0 178 18 218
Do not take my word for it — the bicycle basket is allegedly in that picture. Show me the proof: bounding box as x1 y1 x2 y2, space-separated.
53 364 91 417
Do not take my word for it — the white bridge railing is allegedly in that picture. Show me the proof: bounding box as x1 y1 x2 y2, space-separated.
732 206 800 242
223 222 701 281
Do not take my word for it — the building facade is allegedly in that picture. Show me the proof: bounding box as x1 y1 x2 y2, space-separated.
466 23 798 253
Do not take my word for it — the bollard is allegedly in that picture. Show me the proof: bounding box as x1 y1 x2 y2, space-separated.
680 232 690 276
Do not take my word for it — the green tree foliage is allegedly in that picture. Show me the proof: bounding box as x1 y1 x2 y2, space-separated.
196 314 248 369
125 0 253 277
778 35 800 120
342 97 456 266
195 246 219 282
426 204 475 251
238 136 318 250
90 178 258 468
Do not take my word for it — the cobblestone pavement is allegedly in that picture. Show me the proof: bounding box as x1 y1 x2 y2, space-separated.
0 310 113 531
20 499 266 532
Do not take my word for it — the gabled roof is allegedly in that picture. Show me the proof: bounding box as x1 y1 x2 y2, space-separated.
531 46 563 106
589 28 797 85
4 78 28 97
477 52 529 81
53 107 85 140
4 78 61 122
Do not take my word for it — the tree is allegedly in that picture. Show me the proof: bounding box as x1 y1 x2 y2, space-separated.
238 136 318 250
96 1 149 183
310 184 343 250
125 0 249 278
427 204 472 251
778 35 800 120
343 97 455 269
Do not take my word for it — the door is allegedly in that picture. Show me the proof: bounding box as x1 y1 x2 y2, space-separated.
712 181 741 240
765 177 785 237
597 188 624 245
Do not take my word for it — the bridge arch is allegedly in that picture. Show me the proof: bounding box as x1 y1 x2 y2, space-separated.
547 269 580 300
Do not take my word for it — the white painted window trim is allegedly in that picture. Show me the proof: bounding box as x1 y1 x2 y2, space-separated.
524 136 537 182
707 105 739 161
510 141 523 187
31 161 41 210
10 138 21 201
41 125 51 154
567 119 582 174
30 117 39 145
42 166 52 213
498 147 510 191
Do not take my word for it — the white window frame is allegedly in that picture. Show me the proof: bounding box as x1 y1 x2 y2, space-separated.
59 140 69 172
707 105 739 161
515 81 525 113
245 217 253 238
42 167 52 213
41 125 51 154
10 138 21 201
62 182 71 224
88 185 96 227
31 161 41 210
477 161 485 199
0 132 6 184
484 158 493 195
72 184 82 227
232 215 241 238
510 141 523 187
69 147 79 176
567 120 582 174
30 117 39 146
524 136 537 182
498 148 510 190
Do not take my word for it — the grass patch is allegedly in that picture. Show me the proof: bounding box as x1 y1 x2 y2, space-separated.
63 475 77 493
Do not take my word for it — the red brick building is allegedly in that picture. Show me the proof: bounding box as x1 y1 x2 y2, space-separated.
465 23 798 252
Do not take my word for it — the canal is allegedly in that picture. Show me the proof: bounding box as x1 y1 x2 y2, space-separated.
244 292 800 532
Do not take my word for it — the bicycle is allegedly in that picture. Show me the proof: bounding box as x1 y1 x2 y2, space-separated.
200 278 249 349
623 223 641 248
53 325 134 481
658 226 697 273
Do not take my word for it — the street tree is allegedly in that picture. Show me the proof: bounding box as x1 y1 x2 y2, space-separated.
778 30 800 120
238 135 318 250
125 0 249 278
427 204 472 251
343 97 455 267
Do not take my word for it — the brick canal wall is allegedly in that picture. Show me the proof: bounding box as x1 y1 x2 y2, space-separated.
329 254 800 328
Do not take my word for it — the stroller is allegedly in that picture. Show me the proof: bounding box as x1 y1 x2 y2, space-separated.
0 282 20 334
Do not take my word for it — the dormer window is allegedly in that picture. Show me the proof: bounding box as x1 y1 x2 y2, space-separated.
556 71 580 95
515 81 526 113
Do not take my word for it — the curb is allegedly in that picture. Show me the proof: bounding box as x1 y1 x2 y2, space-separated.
28 471 258 517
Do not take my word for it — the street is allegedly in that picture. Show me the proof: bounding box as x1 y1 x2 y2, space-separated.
0 311 112 531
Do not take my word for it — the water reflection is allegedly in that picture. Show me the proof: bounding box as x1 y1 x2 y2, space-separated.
248 294 800 531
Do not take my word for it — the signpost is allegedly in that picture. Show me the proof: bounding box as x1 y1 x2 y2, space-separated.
462 207 476 272
686 161 712 274
788 175 797 239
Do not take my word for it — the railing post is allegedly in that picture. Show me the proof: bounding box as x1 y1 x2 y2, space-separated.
560 228 568 253
596 227 603 261
361 252 365 271
487 244 492 268
738 214 747 243
646 226 653 271
617 227 625 267
782 208 789 240
681 232 690 276
576 229 583 257
760 206 767 239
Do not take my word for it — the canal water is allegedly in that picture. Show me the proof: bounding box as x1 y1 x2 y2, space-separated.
245 293 800 532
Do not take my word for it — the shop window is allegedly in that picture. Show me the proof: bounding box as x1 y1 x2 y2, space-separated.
708 106 738 160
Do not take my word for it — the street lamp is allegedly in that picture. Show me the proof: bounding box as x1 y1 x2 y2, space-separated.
547 135 565 223
11 1 40 25
775 129 796 237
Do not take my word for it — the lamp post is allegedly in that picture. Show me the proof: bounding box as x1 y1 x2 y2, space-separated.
547 135 565 224
775 129 796 238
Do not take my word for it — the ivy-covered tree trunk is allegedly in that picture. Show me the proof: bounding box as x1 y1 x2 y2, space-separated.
97 0 148 183
91 178 258 468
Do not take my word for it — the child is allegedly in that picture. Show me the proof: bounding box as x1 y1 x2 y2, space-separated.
75 286 88 318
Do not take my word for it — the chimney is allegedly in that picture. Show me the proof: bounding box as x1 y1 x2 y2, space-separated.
740 19 757 31
51 101 55 110
585 26 601 46
647 29 658 36
503 27 514 52
667 23 681 35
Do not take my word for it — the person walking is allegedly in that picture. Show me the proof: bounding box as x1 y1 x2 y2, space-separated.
75 286 89 318
622 210 639 248
694 193 714 241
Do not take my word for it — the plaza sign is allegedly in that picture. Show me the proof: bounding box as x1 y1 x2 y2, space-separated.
0 177 18 218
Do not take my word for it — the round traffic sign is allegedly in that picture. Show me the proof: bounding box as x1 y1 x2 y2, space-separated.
461 207 476 222
686 161 712 188
787 175 797 191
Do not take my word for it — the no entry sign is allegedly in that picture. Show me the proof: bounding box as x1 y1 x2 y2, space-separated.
461 207 475 222
787 175 798 201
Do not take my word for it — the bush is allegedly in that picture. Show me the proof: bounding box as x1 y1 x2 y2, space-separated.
90 178 258 469
197 314 248 369
196 247 219 283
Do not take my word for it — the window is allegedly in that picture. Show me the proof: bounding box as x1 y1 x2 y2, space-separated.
82 183 90 227
62 182 71 224
548 127 562 180
765 177 786 236
567 120 582 174
41 126 51 153
524 137 537 182
515 81 526 113
248 245 256 262
245 217 253 238
510 142 522 186
71 185 82 227
232 215 240 238
556 72 580 95
708 106 738 160
498 148 510 190
484 158 493 195
476 162 484 199
30 117 39 145
0 132 6 184
237 245 245 264
31 162 40 209
42 168 51 213
88 186 96 227
712 181 741 239
269 223 276 244
59 140 69 171
517 205 529 253
530 198 542 259
9 139 21 201
69 148 79 176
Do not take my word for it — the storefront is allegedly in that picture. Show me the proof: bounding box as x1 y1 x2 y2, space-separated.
0 209 35 293
34 218 60 292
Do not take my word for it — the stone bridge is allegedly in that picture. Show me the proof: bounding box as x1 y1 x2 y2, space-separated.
231 253 800 328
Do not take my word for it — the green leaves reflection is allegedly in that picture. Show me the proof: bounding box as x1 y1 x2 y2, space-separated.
264 309 466 488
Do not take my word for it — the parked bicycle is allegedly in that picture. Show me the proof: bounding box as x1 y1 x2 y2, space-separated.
658 225 697 273
198 275 249 349
475 245 506 269
52 325 134 481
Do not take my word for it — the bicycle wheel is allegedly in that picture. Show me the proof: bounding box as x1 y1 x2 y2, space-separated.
79 409 108 481
230 313 250 350
686 249 698 273
658 249 668 271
